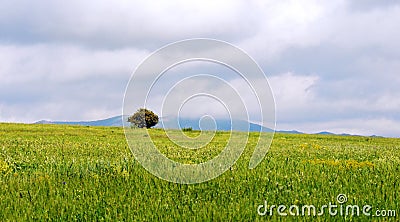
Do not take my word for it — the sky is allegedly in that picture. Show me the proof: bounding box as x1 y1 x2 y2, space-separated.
0 0 399 137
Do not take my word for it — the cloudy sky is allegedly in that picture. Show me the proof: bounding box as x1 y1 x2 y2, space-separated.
1 0 399 137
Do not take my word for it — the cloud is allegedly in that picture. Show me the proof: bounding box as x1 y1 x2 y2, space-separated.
0 44 148 83
347 0 400 12
0 0 257 49
0 0 399 137
326 4 400 52
270 73 318 107
0 44 148 122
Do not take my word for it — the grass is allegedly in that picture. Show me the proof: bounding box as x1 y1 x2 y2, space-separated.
0 123 399 221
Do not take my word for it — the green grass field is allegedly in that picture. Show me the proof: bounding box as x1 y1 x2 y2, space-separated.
0 123 399 221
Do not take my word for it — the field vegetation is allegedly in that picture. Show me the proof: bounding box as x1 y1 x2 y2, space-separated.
0 123 398 221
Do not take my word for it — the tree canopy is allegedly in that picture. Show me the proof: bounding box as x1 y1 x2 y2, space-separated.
128 108 159 128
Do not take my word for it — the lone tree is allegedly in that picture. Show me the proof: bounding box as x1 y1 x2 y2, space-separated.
128 108 159 128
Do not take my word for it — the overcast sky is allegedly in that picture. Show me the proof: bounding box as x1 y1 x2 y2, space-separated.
1 0 399 137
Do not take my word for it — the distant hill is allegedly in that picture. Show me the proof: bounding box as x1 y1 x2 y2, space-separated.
35 116 128 127
34 115 380 137
35 115 274 132
160 117 274 132
315 131 335 135
277 130 304 134
315 131 361 137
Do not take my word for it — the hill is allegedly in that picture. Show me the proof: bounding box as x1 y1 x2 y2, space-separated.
35 115 128 127
34 115 374 137
35 115 274 132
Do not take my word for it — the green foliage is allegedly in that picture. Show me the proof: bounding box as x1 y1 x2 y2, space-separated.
182 127 192 132
0 123 399 221
128 108 159 128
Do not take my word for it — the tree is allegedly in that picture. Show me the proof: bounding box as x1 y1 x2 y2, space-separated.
128 108 159 128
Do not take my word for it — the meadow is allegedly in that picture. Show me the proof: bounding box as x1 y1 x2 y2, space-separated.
0 123 399 221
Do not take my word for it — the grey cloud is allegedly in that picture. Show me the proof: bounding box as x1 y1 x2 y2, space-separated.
0 0 399 137
0 1 258 49
0 44 141 122
347 0 400 12
0 76 126 122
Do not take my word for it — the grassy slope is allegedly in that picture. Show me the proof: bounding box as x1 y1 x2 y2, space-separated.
0 123 399 221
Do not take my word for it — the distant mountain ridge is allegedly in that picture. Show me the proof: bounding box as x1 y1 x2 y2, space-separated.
35 116 128 127
161 117 274 132
34 115 373 136
35 115 273 132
